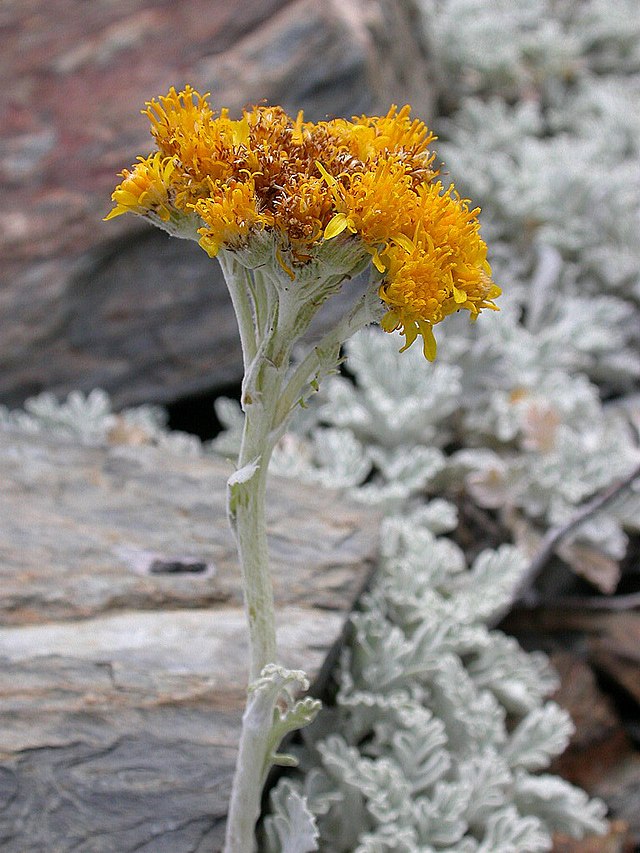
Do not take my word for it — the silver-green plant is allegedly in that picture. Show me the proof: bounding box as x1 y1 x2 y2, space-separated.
102 85 501 851
257 322 640 586
261 511 607 852
420 0 640 379
0 388 201 455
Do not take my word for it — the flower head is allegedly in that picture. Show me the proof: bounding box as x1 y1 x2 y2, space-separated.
104 153 177 222
195 179 272 258
107 87 499 357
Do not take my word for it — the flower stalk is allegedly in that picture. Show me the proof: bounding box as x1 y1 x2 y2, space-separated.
222 249 379 851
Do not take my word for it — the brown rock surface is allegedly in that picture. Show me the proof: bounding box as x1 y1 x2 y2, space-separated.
1 0 433 410
0 429 380 851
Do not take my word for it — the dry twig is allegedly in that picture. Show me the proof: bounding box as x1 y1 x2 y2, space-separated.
490 461 640 627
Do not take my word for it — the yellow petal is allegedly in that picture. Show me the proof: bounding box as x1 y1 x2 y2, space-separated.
291 110 305 144
380 308 400 333
324 213 349 240
103 207 126 221
419 322 437 361
114 190 144 206
394 234 414 253
316 161 337 186
371 248 387 273
162 158 176 181
276 247 296 280
198 235 220 258
399 322 419 352
231 117 250 147
453 285 467 304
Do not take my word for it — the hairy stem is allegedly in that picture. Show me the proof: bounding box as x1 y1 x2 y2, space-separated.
224 669 273 853
222 256 378 852
223 261 288 853
219 253 258 369
232 399 278 680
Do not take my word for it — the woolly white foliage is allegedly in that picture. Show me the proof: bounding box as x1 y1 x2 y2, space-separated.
419 0 640 399
441 98 640 306
458 749 512 830
210 395 244 456
274 427 372 490
504 704 575 772
417 0 581 101
475 807 550 853
386 710 450 795
298 320 640 562
452 546 530 626
263 510 606 850
319 337 462 448
263 780 319 853
0 389 202 455
465 633 558 715
512 771 609 836
572 0 640 73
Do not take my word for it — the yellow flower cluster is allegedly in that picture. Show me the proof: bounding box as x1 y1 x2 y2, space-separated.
106 86 500 358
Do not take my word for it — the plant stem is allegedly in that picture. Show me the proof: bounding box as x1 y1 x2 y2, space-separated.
223 258 286 853
221 256 380 852
218 253 258 370
233 398 278 681
224 665 274 853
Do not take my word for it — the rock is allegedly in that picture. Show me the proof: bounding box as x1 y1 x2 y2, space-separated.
0 0 434 411
549 649 637 844
550 652 622 759
588 613 640 707
591 758 640 850
196 0 432 121
552 821 631 853
0 429 380 851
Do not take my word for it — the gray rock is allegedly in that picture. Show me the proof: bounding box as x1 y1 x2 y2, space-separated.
0 430 380 851
0 0 433 411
